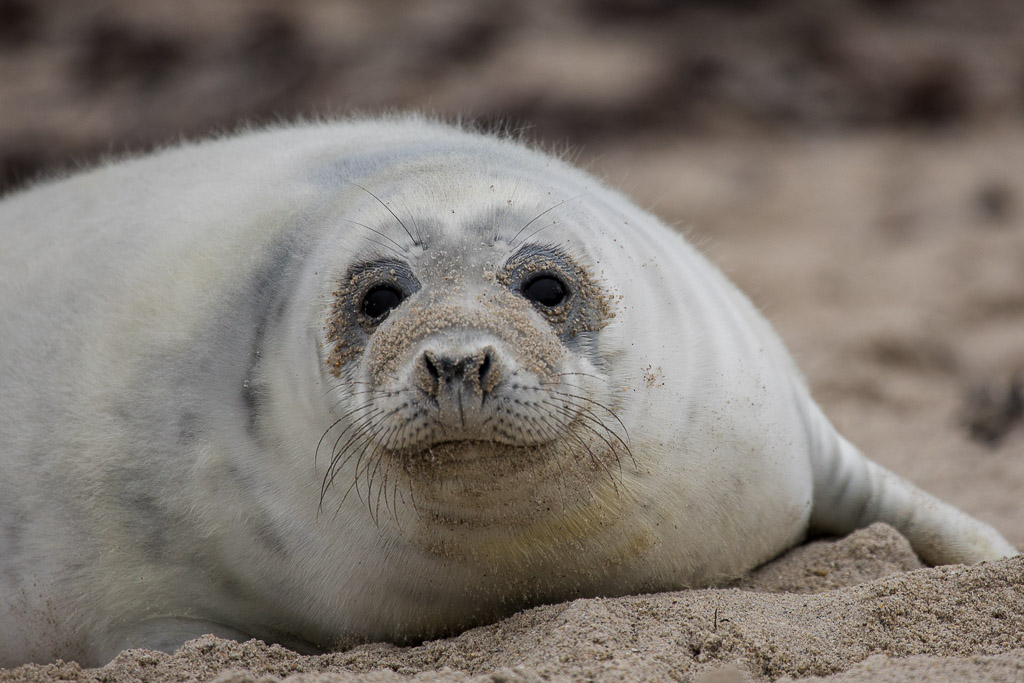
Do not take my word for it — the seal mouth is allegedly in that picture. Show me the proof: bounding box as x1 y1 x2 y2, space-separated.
398 438 548 466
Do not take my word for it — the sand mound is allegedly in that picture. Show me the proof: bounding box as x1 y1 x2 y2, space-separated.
4 524 1021 683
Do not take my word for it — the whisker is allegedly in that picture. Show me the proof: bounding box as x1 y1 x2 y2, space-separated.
546 371 609 383
352 183 420 247
508 194 587 247
549 389 631 450
316 401 380 475
494 178 522 243
320 407 386 508
516 409 573 504
541 401 624 492
539 397 617 455
332 401 412 522
337 217 408 256
334 413 399 521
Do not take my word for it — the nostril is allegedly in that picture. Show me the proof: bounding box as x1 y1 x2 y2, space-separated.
478 350 492 384
423 352 440 380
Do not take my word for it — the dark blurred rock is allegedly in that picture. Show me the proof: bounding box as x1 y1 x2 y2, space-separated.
239 11 304 74
0 0 39 47
858 0 919 13
961 374 1024 446
2 0 1024 183
583 0 686 22
788 15 845 68
77 19 186 90
894 60 970 127
437 16 502 64
975 181 1015 223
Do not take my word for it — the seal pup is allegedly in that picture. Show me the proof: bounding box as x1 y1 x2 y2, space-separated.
0 117 1016 667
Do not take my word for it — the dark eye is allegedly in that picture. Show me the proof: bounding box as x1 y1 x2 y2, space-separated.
362 285 404 319
522 275 567 307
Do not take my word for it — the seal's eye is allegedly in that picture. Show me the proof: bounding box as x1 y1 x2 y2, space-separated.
362 285 404 319
522 275 567 307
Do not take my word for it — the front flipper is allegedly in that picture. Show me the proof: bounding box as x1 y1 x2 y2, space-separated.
808 408 1018 565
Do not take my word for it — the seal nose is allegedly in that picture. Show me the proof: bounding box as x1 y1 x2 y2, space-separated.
416 345 501 399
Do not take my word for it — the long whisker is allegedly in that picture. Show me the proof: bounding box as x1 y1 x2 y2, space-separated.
508 194 588 247
544 399 625 490
320 406 386 507
540 397 620 462
315 401 379 474
352 183 420 247
336 217 409 256
494 179 522 243
514 405 573 498
326 398 413 522
334 412 399 521
548 388 631 449
548 371 608 383
553 393 630 454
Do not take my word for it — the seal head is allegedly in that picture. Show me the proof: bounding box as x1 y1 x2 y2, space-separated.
311 170 654 578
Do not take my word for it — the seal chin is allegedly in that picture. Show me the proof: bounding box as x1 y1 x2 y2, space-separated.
395 438 560 481
401 439 539 464
394 432 625 516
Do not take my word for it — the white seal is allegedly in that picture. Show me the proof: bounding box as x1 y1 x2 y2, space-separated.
0 117 1016 667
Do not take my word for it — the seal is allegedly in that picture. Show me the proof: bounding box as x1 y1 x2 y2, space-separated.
0 117 1016 667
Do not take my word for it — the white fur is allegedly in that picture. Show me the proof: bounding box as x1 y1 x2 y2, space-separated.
0 117 1016 667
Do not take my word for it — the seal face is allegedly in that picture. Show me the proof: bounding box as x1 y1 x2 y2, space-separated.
320 203 626 560
0 117 1016 667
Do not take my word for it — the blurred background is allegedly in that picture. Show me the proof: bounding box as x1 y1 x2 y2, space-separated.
3 0 1024 188
1 0 1023 541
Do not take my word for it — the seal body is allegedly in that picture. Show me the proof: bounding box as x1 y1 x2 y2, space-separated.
0 118 1016 667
